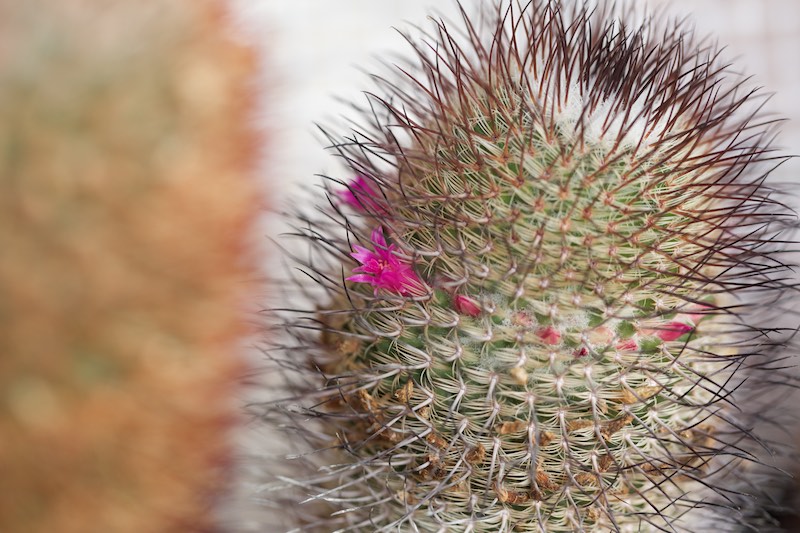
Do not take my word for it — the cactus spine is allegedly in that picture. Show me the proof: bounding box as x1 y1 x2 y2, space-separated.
266 1 797 531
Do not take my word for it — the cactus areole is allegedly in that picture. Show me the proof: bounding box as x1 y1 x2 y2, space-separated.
268 1 797 531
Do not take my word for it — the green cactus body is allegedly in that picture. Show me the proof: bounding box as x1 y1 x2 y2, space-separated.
269 2 796 532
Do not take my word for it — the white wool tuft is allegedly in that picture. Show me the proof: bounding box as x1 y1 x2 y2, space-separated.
552 87 672 150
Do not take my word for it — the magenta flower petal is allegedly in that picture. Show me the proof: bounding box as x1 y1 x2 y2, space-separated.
352 257 383 275
346 273 376 284
338 175 383 212
338 188 359 208
350 245 376 265
370 226 388 249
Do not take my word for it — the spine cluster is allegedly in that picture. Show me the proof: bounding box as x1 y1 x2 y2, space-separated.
266 2 798 532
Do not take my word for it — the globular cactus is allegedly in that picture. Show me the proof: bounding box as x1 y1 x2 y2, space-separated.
0 1 257 532
265 1 798 531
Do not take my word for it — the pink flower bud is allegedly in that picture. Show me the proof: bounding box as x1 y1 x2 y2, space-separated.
453 295 481 317
338 175 383 212
616 338 639 351
536 326 561 345
649 321 694 342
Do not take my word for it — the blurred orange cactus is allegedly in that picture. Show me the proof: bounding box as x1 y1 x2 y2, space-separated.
0 1 258 532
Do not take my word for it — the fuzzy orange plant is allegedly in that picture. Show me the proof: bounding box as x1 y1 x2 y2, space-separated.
0 1 258 532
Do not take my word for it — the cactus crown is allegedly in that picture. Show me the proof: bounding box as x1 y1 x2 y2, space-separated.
265 1 797 532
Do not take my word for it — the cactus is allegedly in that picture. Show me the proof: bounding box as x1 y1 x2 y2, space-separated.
266 1 798 531
0 1 257 532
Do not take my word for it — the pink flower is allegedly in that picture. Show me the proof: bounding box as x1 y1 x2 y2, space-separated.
347 227 424 295
453 295 482 317
338 175 382 212
536 326 561 345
